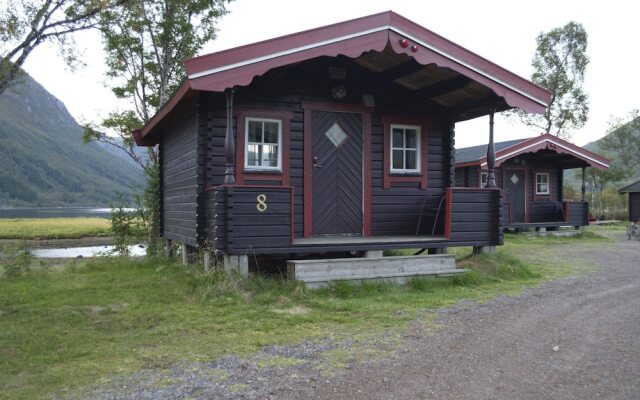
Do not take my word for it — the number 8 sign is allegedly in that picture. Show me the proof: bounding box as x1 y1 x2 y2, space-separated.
256 194 268 212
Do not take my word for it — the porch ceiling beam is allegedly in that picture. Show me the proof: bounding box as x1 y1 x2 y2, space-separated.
413 75 472 99
346 59 447 112
375 60 423 81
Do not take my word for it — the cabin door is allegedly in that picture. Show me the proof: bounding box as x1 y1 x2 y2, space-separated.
505 169 526 223
311 111 363 236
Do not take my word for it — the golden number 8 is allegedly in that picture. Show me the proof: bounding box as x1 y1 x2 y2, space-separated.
256 194 268 212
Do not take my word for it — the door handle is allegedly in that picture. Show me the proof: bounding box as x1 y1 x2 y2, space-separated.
313 156 323 168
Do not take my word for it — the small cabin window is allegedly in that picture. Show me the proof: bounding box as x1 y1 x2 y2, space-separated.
390 124 420 173
480 172 488 188
245 118 282 171
536 172 549 195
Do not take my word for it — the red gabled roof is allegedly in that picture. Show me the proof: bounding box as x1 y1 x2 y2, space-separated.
136 11 551 143
456 133 610 171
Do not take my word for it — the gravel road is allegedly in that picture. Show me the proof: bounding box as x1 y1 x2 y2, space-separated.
81 231 640 400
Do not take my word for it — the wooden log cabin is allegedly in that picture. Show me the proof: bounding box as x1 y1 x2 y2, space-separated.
455 134 610 231
133 11 552 273
619 180 640 223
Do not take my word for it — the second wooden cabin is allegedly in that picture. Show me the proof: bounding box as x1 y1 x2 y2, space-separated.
455 134 610 231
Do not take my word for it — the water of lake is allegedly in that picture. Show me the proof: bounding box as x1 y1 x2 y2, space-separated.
33 244 147 258
0 207 133 219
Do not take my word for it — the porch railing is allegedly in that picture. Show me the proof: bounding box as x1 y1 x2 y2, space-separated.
563 201 589 227
445 187 503 246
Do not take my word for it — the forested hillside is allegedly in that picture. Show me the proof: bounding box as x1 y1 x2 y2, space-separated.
0 74 144 207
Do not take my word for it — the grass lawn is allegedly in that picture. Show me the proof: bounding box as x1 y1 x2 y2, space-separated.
0 218 111 239
0 230 611 399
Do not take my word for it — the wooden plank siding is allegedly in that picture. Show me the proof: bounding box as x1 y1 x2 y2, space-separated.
161 108 198 247
221 186 293 253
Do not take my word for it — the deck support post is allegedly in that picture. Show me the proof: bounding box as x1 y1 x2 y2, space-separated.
164 238 173 257
486 109 497 188
224 88 236 184
223 254 248 277
181 243 196 265
473 246 496 255
203 251 214 272
581 166 586 202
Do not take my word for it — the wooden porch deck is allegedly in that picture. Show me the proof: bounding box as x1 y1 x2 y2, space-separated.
507 222 581 229
292 235 446 246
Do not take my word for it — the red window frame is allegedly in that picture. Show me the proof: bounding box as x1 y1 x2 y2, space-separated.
381 116 430 189
235 109 292 185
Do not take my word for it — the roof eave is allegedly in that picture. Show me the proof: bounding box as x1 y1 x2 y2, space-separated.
619 180 640 193
184 11 551 111
135 11 552 144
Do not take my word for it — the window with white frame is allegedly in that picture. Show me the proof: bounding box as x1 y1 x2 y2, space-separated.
536 173 549 195
391 124 420 173
245 118 282 171
480 172 488 188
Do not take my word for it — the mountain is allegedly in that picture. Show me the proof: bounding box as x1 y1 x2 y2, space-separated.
0 74 145 207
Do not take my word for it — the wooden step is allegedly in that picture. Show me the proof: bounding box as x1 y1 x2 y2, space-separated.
287 254 467 288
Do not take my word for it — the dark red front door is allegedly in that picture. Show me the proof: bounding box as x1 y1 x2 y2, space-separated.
311 111 363 236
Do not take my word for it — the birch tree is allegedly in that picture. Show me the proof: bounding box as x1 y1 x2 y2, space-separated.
513 22 589 139
0 0 128 96
83 0 230 255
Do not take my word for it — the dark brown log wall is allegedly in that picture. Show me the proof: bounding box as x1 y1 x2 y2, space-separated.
203 95 450 243
161 109 198 246
630 193 640 222
370 116 449 236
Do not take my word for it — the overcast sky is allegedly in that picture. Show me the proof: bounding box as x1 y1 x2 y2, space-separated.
22 0 640 147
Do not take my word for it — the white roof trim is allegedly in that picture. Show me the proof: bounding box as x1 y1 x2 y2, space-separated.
189 25 390 79
187 24 549 109
479 137 609 168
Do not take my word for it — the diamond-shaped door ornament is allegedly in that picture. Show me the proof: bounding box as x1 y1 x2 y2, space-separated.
510 173 520 185
325 123 348 148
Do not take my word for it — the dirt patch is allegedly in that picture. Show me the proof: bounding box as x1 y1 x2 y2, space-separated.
271 306 311 315
87 303 129 315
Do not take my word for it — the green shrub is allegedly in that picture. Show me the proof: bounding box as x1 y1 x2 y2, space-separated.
0 244 33 279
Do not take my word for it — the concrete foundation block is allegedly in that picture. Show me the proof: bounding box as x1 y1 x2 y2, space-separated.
181 244 197 265
364 250 383 258
224 255 249 277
